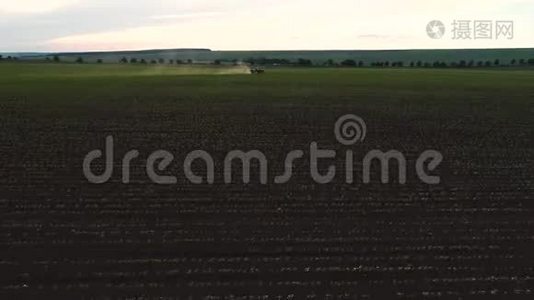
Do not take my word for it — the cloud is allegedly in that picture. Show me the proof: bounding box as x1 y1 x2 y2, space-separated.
357 35 394 39
2 0 534 51
149 12 223 21
0 0 79 14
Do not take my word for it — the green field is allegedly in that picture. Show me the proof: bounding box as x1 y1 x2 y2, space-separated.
1 63 533 121
2 62 534 297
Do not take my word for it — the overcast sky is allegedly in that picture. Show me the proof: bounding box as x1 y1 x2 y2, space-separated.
1 0 533 52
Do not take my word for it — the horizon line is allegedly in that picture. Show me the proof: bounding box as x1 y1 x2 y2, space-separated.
2 46 534 55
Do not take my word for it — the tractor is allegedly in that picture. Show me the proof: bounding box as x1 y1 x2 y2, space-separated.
250 67 265 74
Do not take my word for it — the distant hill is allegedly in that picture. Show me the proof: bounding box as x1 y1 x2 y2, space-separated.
0 52 50 58
13 48 534 65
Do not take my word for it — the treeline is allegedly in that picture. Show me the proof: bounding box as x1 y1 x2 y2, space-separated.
244 58 313 66
239 57 534 68
117 57 242 65
37 56 196 65
118 57 194 65
5 55 534 68
404 58 534 68
0 55 19 61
